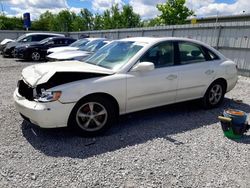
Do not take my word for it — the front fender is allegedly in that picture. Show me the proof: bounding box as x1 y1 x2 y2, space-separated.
52 74 127 114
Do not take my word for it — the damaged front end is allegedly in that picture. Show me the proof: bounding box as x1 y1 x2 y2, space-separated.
17 72 109 102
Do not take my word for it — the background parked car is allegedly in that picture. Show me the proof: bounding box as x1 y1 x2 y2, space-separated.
15 37 76 61
0 39 14 53
47 38 109 61
46 38 98 55
2 33 65 57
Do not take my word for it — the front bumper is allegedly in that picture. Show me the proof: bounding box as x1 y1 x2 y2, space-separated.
2 47 12 57
0 44 7 53
15 48 30 59
14 89 75 128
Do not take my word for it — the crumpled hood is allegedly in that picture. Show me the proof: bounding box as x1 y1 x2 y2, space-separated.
48 46 79 53
5 41 18 49
22 60 114 87
0 39 14 45
47 50 91 60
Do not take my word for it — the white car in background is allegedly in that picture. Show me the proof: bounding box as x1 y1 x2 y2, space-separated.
0 39 14 53
47 39 109 61
14 37 238 136
0 39 14 45
46 38 101 55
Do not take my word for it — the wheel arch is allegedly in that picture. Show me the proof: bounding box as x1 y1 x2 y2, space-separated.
81 92 120 114
204 77 228 97
212 78 227 91
68 92 120 125
202 77 228 108
67 92 119 132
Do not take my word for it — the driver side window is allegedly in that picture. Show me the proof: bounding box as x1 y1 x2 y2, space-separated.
140 41 174 68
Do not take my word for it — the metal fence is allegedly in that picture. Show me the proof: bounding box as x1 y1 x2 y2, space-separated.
70 22 250 76
0 30 27 41
1 22 250 76
0 30 65 41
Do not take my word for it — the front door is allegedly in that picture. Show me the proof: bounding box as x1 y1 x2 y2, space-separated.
126 41 179 113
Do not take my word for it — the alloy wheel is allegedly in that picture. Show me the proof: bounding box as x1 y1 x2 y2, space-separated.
76 102 108 132
31 52 41 61
209 84 223 105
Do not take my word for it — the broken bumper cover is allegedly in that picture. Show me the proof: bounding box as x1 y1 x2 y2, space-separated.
13 89 75 128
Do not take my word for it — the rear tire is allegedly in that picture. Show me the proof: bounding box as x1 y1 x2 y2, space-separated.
202 81 226 109
31 51 41 61
68 96 116 136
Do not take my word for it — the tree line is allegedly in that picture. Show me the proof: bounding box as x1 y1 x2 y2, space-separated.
0 0 194 32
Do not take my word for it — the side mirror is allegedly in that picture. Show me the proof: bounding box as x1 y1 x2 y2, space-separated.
21 38 28 42
131 62 155 72
46 41 54 46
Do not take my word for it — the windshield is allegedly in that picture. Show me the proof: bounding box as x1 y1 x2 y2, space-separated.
16 35 28 42
79 39 106 52
39 38 51 44
84 41 144 70
70 39 89 47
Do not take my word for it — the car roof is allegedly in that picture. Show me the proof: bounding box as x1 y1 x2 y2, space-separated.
119 37 205 44
87 38 106 41
47 37 76 40
118 37 226 61
119 37 220 50
23 33 64 37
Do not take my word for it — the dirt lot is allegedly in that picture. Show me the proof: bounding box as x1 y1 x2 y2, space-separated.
0 56 249 188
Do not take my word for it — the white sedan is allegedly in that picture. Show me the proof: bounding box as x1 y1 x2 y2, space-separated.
14 37 238 136
47 39 110 61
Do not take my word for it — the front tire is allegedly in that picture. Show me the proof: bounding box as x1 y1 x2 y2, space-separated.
68 96 116 136
202 81 226 108
11 48 15 58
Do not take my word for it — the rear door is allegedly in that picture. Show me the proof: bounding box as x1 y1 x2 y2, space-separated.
175 41 215 102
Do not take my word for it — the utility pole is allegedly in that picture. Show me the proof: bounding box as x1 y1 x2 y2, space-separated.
0 1 4 15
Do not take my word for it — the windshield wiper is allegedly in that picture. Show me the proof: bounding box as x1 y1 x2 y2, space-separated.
83 61 111 69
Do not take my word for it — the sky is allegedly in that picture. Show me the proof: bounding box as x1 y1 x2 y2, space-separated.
0 0 247 20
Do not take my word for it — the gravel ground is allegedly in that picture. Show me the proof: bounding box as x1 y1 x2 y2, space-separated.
0 56 249 188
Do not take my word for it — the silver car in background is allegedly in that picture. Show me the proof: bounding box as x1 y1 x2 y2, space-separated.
46 38 101 55
47 38 109 61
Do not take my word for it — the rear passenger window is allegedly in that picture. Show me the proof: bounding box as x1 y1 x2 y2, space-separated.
33 35 49 41
38 35 48 41
178 42 206 65
53 39 60 44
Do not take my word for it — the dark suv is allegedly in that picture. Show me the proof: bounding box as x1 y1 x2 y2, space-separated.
15 37 76 61
2 33 64 57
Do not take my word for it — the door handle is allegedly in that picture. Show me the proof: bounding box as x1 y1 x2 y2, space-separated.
166 74 177 80
205 69 214 75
